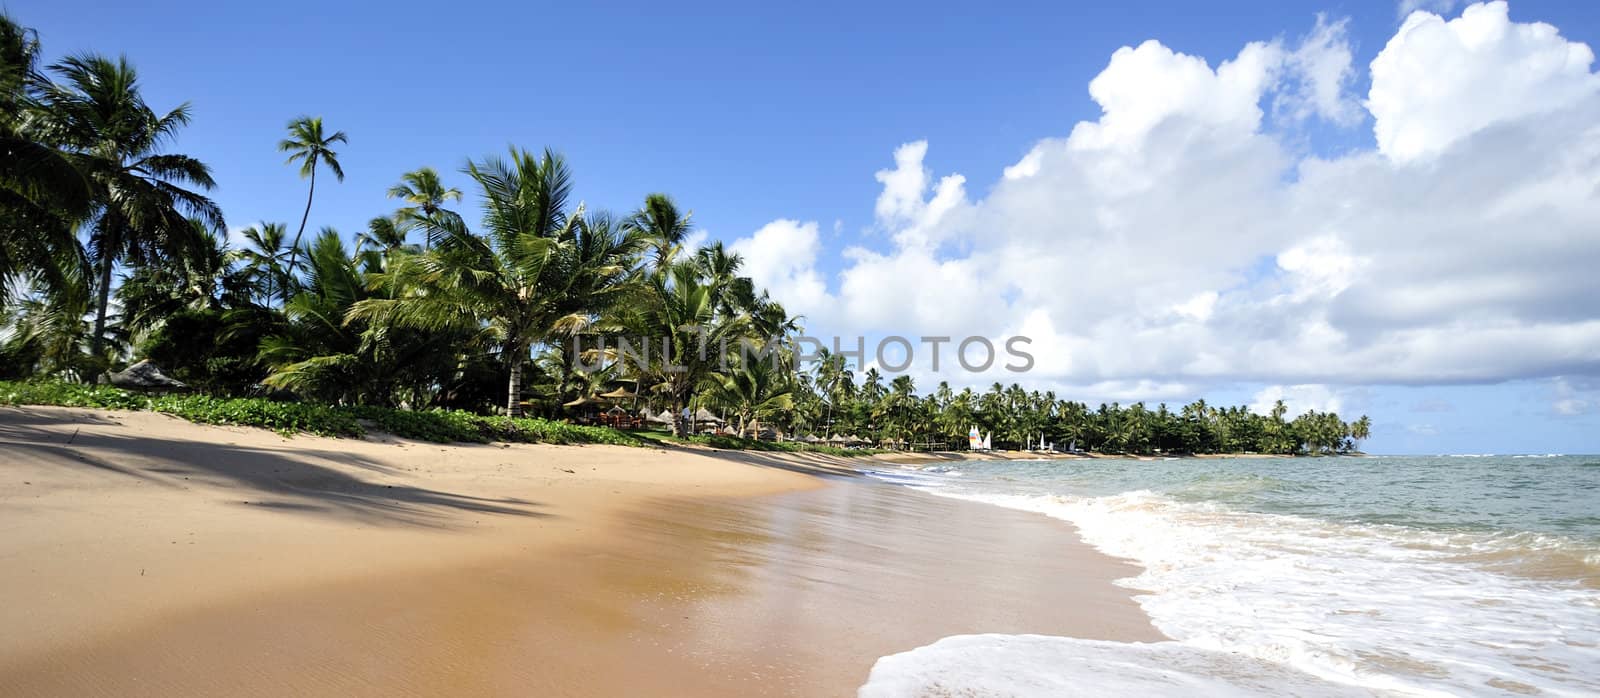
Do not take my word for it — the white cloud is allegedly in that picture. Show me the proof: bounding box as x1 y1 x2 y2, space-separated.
727 220 830 314
739 4 1600 399
1368 1 1600 163
1250 384 1347 417
1280 15 1362 125
872 140 968 248
1549 377 1594 416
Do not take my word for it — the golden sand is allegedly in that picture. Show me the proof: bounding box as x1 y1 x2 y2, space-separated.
0 405 1159 696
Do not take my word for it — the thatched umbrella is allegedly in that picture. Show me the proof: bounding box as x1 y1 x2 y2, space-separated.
599 387 637 400
693 407 724 424
562 396 603 408
802 434 821 443
645 410 674 425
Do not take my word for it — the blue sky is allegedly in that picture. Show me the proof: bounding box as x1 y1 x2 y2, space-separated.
11 0 1600 453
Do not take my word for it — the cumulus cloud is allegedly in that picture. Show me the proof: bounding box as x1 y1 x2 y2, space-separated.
1368 1 1600 163
727 220 829 313
728 2 1600 401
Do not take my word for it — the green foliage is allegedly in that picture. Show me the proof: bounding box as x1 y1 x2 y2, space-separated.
137 307 272 394
0 380 642 445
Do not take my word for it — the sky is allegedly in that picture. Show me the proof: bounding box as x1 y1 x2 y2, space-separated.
10 0 1600 454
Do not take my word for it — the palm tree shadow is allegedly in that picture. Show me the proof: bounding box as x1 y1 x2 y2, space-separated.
0 411 547 529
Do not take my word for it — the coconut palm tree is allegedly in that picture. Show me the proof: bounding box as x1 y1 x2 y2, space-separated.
618 260 750 435
41 54 223 358
349 147 642 417
116 219 253 334
236 222 295 306
0 13 90 309
624 193 693 270
278 116 345 267
353 216 419 272
388 167 461 245
707 357 794 437
257 228 385 404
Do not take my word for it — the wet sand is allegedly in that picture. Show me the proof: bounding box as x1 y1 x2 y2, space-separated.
0 406 1159 696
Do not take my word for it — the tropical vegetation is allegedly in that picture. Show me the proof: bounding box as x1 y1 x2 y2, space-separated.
0 12 1372 456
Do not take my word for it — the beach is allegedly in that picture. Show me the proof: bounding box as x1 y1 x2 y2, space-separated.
0 406 1158 696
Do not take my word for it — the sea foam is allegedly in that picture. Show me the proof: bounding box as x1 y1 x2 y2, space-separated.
858 634 1373 697
862 467 1600 696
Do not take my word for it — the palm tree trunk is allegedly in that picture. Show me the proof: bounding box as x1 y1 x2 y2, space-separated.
671 395 687 437
89 253 114 359
288 168 316 268
507 351 524 417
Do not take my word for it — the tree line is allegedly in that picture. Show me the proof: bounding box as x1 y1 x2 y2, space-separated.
0 12 1370 454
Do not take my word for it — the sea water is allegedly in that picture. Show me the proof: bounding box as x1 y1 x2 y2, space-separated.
857 455 1600 697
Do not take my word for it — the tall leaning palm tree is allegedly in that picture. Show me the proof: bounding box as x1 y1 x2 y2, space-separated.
42 54 223 357
278 116 345 268
350 147 642 417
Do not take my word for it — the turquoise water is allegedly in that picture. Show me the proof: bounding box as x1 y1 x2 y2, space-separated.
861 454 1600 696
925 455 1600 544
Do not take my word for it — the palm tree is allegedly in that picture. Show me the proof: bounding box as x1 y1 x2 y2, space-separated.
258 228 384 404
1350 415 1372 450
42 54 223 358
278 116 345 267
619 260 750 435
624 193 693 270
350 147 642 417
353 216 419 272
707 357 794 437
388 167 461 245
0 13 90 309
117 219 253 334
237 222 295 305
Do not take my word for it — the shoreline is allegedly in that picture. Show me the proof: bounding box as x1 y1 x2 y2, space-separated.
0 405 1158 696
864 449 1343 465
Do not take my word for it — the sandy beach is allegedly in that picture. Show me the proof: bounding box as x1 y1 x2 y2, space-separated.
0 405 1159 696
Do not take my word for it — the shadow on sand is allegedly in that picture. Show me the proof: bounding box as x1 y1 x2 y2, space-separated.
0 407 547 528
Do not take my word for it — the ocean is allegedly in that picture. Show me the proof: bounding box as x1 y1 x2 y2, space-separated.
857 455 1600 697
